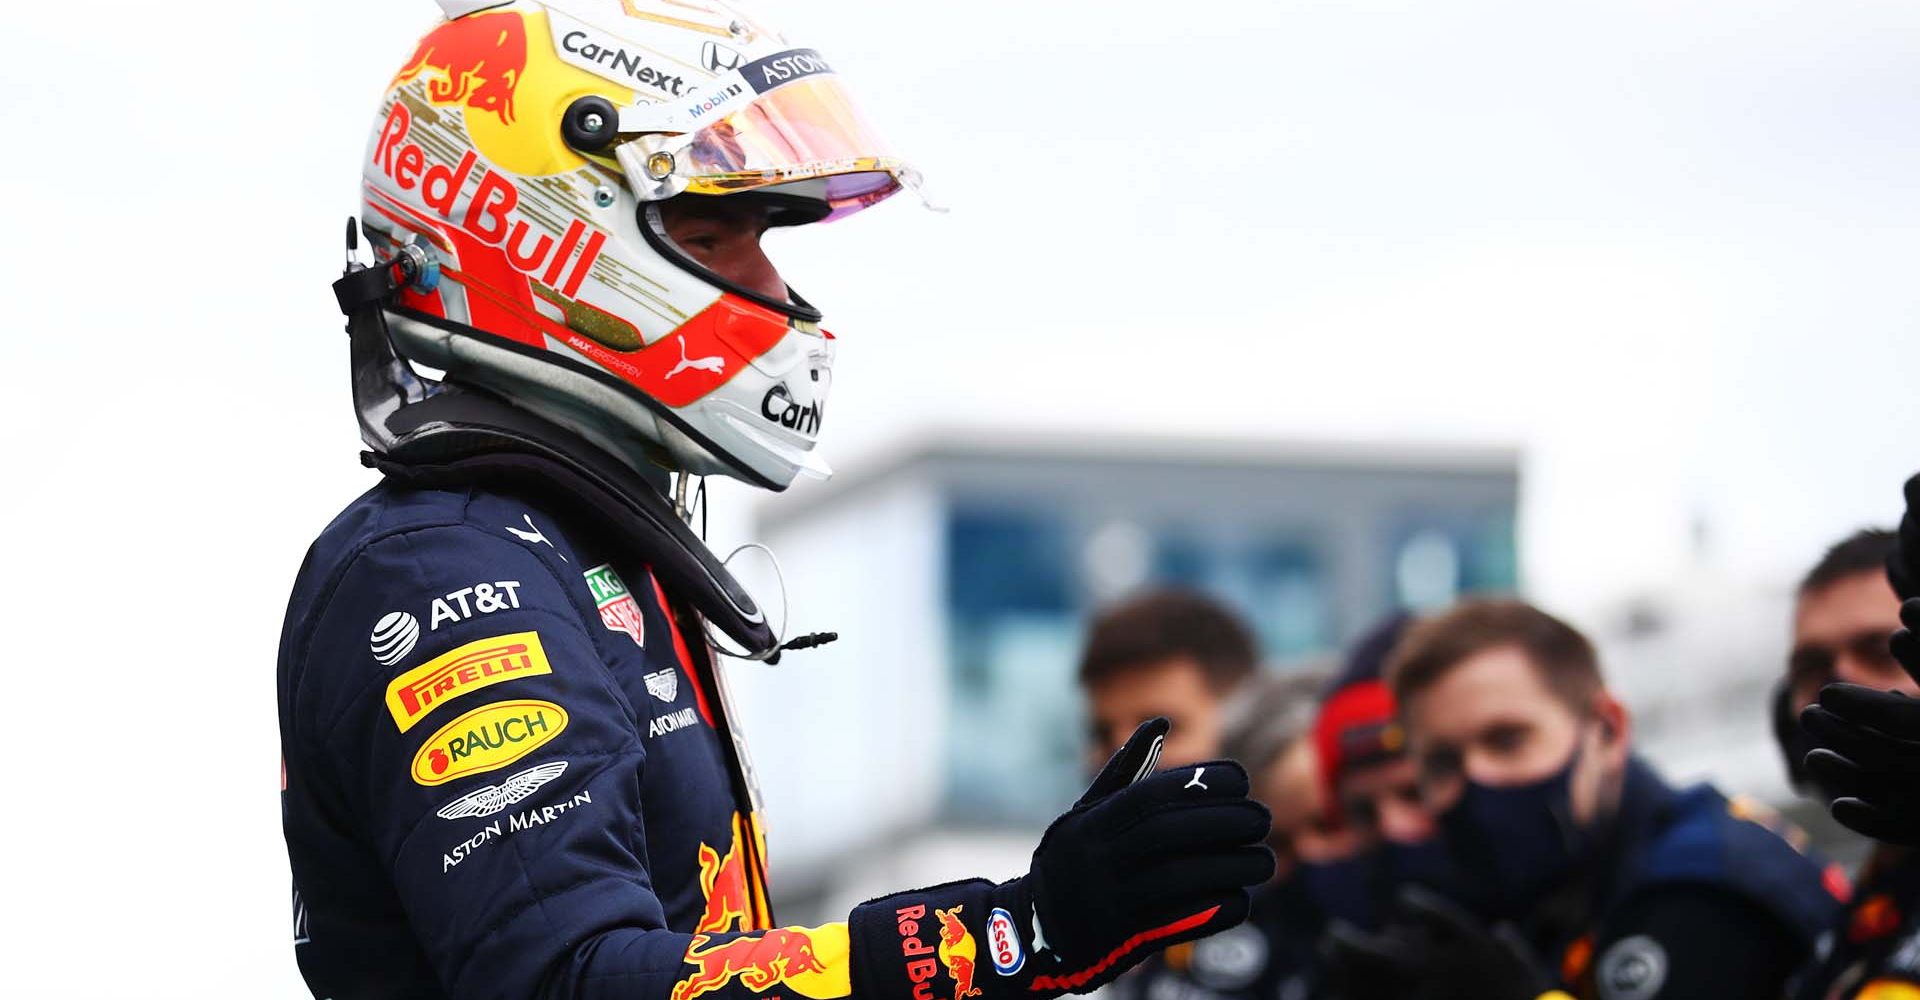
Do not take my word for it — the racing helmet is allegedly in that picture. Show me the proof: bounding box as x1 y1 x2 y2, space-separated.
361 0 927 490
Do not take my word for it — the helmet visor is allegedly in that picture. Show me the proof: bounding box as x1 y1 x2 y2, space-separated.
657 59 924 221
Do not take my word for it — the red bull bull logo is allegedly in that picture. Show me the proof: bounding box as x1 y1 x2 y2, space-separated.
393 11 528 126
694 816 754 934
934 907 982 1000
672 929 838 1000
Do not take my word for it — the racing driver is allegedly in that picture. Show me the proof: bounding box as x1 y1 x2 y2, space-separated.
278 2 1274 1000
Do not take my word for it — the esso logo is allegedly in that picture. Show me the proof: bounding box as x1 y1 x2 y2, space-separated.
987 907 1025 976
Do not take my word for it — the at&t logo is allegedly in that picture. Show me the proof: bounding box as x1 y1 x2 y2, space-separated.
370 612 421 667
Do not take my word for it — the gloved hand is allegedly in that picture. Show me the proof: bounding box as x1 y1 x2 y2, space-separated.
1320 917 1431 1000
1886 473 1920 600
1802 600 1920 844
846 718 1274 1000
1013 717 1276 993
1322 887 1551 1000
1394 886 1554 1000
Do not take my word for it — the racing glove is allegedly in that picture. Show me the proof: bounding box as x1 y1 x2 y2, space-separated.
846 718 1274 999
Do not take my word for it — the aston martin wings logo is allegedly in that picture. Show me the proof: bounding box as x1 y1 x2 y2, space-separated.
435 760 570 820
645 669 679 703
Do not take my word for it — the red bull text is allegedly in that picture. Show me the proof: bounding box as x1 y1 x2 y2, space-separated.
372 100 608 298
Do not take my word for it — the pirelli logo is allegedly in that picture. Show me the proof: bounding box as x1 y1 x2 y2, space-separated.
385 631 553 732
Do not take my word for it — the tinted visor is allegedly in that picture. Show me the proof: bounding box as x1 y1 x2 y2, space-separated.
674 66 924 221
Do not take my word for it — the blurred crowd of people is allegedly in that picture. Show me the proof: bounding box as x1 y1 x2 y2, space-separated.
1071 508 1920 1000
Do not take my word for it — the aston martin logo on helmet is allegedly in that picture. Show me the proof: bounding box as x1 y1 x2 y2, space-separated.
435 760 571 820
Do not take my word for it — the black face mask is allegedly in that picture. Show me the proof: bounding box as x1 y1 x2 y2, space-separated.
1437 742 1593 919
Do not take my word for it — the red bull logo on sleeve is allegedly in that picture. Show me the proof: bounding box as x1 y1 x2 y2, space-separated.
934 907 982 1000
671 926 851 1000
392 11 528 126
694 813 764 933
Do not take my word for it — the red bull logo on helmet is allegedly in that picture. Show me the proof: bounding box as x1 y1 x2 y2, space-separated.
393 11 528 126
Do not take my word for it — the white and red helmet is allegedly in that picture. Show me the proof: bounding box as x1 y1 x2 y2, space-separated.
361 0 926 490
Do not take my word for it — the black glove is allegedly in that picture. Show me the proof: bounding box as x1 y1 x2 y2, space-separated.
846 719 1275 1000
1802 606 1920 845
1394 886 1554 1000
1320 917 1431 1000
1889 473 1920 600
1321 886 1551 1000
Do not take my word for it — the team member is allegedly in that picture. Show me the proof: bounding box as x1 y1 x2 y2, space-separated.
1306 613 1466 929
1111 671 1339 1000
1804 479 1920 847
1079 590 1261 769
1779 530 1920 1000
281 4 1273 999
1380 600 1842 1000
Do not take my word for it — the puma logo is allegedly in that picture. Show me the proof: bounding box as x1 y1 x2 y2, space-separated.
1184 767 1208 791
505 514 568 563
666 335 726 380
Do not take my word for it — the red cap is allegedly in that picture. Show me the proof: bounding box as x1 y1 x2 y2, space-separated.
1311 678 1406 822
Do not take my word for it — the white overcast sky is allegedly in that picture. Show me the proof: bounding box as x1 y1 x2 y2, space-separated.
2 0 1918 994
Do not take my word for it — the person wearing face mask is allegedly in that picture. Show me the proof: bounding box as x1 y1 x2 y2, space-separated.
1303 613 1467 934
1378 599 1844 1000
1786 530 1920 1000
1309 614 1508 1000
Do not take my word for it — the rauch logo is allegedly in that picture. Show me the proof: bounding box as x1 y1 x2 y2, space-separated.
410 700 570 786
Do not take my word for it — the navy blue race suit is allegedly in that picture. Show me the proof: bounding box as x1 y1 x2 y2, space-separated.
279 482 797 1000
279 466 1270 1000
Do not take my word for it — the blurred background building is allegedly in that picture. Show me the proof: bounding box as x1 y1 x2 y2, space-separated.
721 434 1860 924
724 434 1522 921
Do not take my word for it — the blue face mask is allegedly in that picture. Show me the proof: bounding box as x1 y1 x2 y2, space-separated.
1436 743 1592 918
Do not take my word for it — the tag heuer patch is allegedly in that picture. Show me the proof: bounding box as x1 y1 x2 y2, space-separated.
644 669 679 704
583 564 645 647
